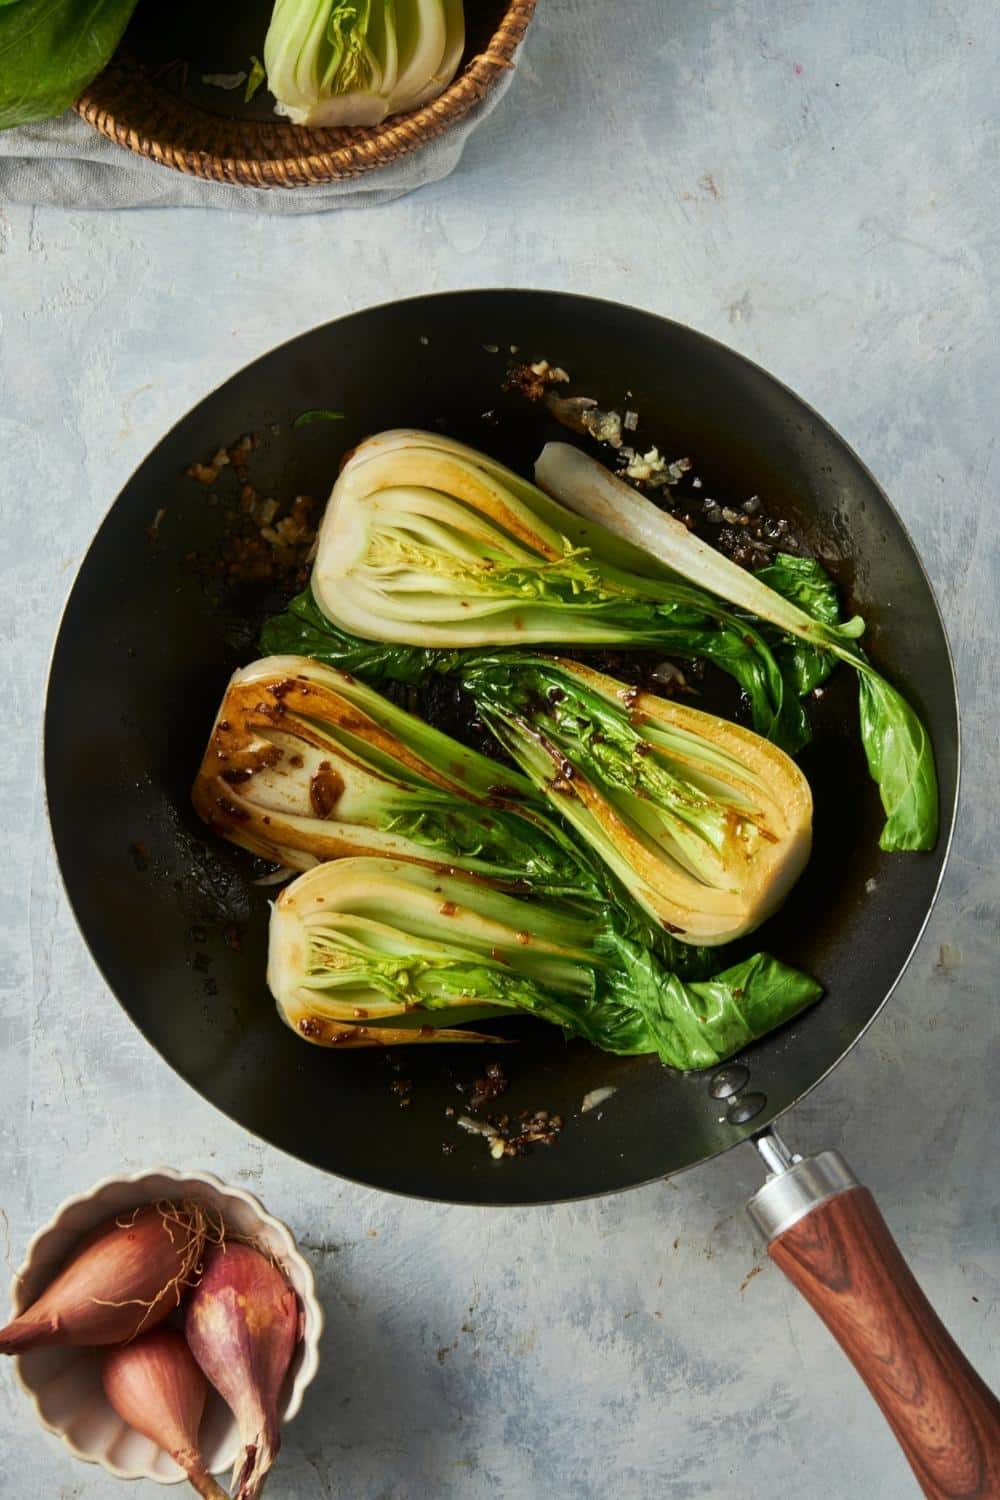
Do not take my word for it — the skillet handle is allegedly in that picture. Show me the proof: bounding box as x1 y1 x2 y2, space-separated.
748 1135 1000 1499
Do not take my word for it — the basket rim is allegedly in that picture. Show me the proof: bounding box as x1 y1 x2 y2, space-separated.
74 0 537 189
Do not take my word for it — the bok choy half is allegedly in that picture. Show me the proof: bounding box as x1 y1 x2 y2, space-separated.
263 0 465 126
191 655 589 899
311 429 812 751
461 656 813 946
536 442 939 853
268 857 822 1069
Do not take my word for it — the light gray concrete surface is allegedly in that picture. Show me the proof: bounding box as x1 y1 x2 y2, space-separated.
1 2 997 1496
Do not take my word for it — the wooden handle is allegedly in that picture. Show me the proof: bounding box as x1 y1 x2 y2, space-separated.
770 1186 1000 1499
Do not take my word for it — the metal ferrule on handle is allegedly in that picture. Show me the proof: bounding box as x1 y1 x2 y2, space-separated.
747 1130 858 1243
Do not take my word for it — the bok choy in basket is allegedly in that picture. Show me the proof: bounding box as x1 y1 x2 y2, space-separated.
265 0 466 126
0 2 467 132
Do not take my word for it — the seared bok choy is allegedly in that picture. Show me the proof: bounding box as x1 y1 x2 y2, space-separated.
312 429 807 749
536 442 939 852
268 858 822 1069
192 656 587 896
264 0 465 126
463 656 812 945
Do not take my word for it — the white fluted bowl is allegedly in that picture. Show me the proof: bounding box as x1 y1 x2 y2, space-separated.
8 1168 323 1484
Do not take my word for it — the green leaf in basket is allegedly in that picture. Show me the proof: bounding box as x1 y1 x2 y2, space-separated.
245 55 267 104
0 0 139 131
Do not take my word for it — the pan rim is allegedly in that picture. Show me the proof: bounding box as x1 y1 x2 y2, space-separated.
42 288 961 1205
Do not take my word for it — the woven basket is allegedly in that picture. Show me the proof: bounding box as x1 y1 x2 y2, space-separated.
75 0 536 190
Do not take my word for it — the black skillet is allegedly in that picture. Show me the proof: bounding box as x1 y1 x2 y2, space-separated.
45 292 998 1493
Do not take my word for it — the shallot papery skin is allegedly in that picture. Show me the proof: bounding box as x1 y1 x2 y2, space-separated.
186 1242 300 1500
0 1204 206 1354
102 1327 228 1500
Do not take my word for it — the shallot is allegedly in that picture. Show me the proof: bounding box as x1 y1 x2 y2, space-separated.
0 1202 209 1355
186 1242 300 1500
102 1327 228 1500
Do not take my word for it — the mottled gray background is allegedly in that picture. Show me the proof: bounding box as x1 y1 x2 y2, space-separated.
1 1 997 1495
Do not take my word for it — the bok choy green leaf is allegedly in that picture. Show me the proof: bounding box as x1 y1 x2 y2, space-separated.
260 585 468 686
753 553 843 697
268 857 822 1067
0 0 138 130
535 442 939 852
